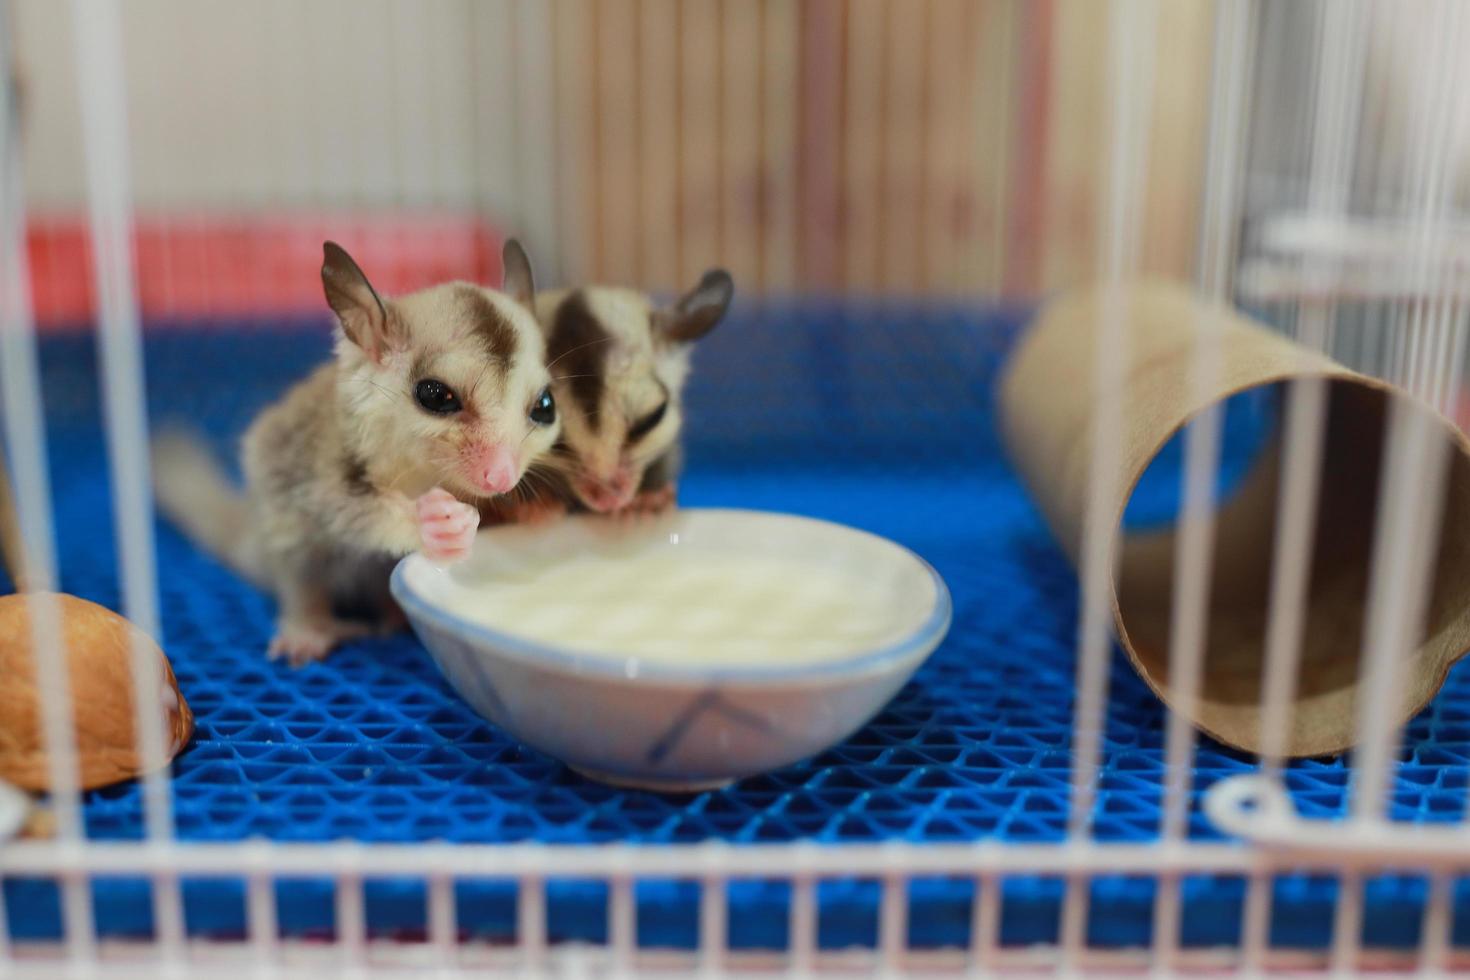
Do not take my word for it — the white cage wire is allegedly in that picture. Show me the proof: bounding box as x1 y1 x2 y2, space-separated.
3 0 1470 975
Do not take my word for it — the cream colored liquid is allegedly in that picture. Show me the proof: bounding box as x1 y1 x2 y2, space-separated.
438 550 927 667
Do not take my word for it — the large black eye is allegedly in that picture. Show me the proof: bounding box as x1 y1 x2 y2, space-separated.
529 387 556 425
627 400 668 443
414 378 462 415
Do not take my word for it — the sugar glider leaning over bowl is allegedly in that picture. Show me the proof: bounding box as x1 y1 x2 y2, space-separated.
493 268 734 522
152 240 563 664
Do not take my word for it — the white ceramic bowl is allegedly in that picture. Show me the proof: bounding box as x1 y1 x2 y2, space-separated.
391 508 950 791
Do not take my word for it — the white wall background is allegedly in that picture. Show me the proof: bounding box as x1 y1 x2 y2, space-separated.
13 0 532 218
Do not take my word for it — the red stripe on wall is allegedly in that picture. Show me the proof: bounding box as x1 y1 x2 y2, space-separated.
25 212 504 328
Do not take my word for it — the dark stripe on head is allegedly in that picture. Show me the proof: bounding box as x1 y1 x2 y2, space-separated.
547 291 610 432
457 285 517 373
342 451 373 495
626 379 672 445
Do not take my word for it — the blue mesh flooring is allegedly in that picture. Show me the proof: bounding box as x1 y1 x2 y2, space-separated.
5 300 1470 951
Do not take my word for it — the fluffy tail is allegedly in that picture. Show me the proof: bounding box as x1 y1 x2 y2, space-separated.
151 430 264 585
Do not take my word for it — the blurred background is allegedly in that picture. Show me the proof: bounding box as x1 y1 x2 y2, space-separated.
11 1 1468 318
8 0 1469 469
7 0 1413 312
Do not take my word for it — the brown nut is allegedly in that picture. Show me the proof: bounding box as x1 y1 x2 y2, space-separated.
0 593 194 791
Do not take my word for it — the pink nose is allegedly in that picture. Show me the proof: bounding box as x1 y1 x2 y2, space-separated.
470 444 519 495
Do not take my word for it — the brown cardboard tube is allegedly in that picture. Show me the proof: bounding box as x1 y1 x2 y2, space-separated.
999 280 1470 757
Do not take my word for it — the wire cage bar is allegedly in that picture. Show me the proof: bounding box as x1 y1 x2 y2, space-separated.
3 0 1470 974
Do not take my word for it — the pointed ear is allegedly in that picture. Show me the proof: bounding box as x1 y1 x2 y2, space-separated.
658 269 733 343
501 238 536 309
321 242 395 360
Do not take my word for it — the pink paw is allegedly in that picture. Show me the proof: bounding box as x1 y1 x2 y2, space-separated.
417 486 480 563
267 623 336 666
267 617 374 666
616 483 677 518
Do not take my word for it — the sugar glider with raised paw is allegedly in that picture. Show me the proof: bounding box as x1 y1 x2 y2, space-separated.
492 270 733 522
152 240 562 664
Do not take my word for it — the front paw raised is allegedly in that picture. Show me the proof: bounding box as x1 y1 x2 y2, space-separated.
416 487 480 563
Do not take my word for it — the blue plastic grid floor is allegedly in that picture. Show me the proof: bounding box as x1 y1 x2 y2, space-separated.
5 300 1470 951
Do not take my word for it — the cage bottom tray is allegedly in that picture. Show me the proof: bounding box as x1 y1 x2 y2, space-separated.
6 305 1470 953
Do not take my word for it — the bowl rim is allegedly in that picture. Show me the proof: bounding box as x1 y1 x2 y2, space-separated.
389 507 952 686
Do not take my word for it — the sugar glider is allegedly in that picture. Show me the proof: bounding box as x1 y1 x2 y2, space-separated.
496 270 733 519
152 240 562 664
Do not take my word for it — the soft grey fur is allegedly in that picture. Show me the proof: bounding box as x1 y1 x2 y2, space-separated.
153 241 559 664
520 270 732 518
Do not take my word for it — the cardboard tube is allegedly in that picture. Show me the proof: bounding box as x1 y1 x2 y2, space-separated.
999 280 1470 757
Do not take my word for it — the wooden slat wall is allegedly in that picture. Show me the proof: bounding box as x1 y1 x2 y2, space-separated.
594 0 642 285
552 0 596 285
638 0 681 290
841 0 886 292
759 0 801 292
532 0 1217 297
721 1 765 285
1140 0 1214 279
963 0 1019 294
